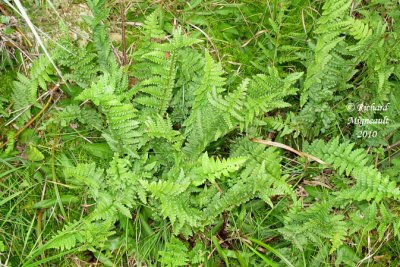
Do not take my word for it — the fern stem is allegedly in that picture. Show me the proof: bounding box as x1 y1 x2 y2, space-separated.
159 51 176 115
0 3 32 47
35 209 45 261
120 2 127 66
51 136 67 220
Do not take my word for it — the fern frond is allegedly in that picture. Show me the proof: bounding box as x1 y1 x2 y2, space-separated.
133 32 201 115
86 0 115 69
55 105 102 130
183 68 300 157
190 152 246 185
142 178 201 232
53 39 99 87
102 99 142 153
89 192 118 220
303 137 370 176
201 181 253 226
317 0 352 26
76 73 142 155
134 50 177 114
377 203 398 240
207 79 249 130
63 163 104 197
280 201 347 254
171 48 205 123
47 218 116 251
12 55 55 124
142 9 165 40
29 55 54 91
158 237 189 266
349 19 372 41
244 70 300 127
192 51 225 110
338 166 400 202
182 106 219 157
202 139 293 224
47 221 83 251
105 156 145 208
12 73 36 123
144 115 182 145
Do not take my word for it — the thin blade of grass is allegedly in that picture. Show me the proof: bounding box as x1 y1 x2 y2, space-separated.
248 237 294 267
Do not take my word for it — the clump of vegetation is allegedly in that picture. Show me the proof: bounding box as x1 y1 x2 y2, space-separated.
1 0 400 266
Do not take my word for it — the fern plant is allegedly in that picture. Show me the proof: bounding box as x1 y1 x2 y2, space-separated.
51 6 301 246
4 1 400 266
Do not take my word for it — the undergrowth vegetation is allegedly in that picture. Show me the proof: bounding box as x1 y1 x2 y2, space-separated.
1 0 400 266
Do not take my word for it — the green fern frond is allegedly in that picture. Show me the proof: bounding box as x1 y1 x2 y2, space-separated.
201 181 253 226
63 163 104 197
44 219 114 251
349 19 372 41
142 179 190 198
54 105 102 130
377 203 399 241
338 166 400 202
142 9 165 40
12 73 36 123
133 30 200 115
105 156 145 208
182 105 221 157
244 70 301 127
90 192 118 220
183 68 300 157
53 38 99 87
207 78 249 130
142 178 201 232
46 218 114 252
134 50 177 114
76 72 142 155
202 139 293 224
102 99 142 153
317 0 352 26
85 0 115 69
190 152 246 185
12 55 55 124
303 137 370 176
280 201 347 254
158 237 189 266
47 221 83 251
29 55 54 91
144 115 182 145
192 51 225 110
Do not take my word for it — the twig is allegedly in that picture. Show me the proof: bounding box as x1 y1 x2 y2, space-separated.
241 29 269 48
188 23 220 61
213 181 223 194
356 230 391 267
384 140 400 152
120 2 127 66
0 3 32 47
251 138 327 165
36 209 45 260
